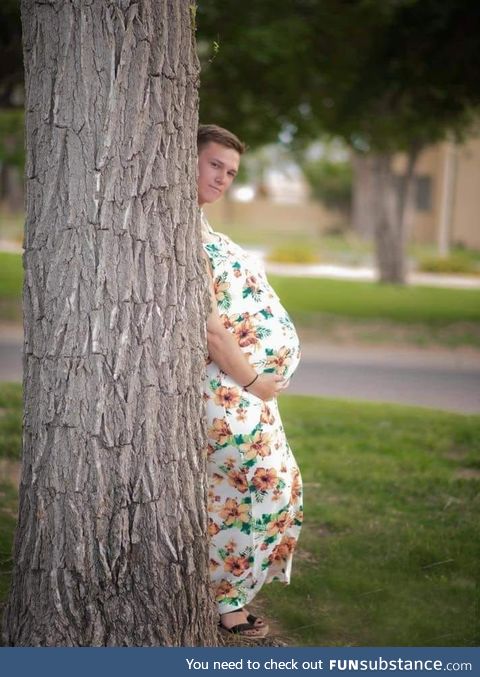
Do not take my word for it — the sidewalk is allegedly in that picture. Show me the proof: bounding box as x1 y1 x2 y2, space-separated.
265 260 480 289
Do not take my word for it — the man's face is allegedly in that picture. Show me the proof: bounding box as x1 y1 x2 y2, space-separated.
197 141 240 206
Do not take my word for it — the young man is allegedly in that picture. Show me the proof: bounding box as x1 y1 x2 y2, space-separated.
198 125 303 639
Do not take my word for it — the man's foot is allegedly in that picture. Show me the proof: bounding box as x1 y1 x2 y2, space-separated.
244 608 268 629
219 609 269 638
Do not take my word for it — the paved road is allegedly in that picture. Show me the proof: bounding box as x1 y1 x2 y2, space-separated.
1 327 479 413
288 343 480 414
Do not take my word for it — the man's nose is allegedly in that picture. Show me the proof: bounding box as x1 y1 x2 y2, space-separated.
215 172 226 184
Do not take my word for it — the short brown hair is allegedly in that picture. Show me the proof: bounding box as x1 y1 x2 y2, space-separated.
197 124 246 155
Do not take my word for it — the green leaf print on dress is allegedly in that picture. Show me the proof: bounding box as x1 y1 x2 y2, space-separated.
214 270 232 311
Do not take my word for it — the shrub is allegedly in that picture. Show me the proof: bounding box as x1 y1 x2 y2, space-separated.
418 254 479 275
266 244 321 264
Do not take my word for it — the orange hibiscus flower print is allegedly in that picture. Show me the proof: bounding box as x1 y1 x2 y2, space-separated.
252 467 278 493
227 468 249 493
243 275 262 300
234 316 260 350
221 314 235 330
218 497 250 525
291 467 302 501
260 403 275 425
208 417 232 445
240 430 272 460
265 346 292 376
214 274 230 305
266 512 293 537
213 386 241 409
215 579 239 601
235 407 247 422
223 456 236 470
208 519 220 537
268 536 297 564
224 555 250 577
225 539 237 554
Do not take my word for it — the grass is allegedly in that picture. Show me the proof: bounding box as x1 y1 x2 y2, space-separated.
0 481 17 609
0 384 478 646
0 252 22 322
269 275 480 325
2 249 480 327
2 250 480 346
262 395 480 647
0 383 22 460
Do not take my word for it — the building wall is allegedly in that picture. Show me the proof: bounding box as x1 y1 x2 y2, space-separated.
204 197 340 237
451 137 480 249
407 145 443 244
407 136 480 250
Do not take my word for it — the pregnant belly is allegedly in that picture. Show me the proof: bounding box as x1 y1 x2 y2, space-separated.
233 306 301 381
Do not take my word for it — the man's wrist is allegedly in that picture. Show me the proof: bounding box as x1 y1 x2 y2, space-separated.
243 373 259 390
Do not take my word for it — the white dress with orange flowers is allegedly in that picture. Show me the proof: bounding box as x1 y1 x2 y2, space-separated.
202 220 303 614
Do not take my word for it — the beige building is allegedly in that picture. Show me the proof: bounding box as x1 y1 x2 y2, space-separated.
407 135 480 250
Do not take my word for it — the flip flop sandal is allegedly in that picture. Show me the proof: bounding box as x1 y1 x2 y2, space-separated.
245 612 268 628
219 609 269 638
218 620 269 639
230 606 268 628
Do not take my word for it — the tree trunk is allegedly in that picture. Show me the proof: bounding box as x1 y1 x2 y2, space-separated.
351 152 375 239
3 0 217 647
371 147 419 284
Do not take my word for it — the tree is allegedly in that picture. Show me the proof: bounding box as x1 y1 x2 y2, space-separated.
313 0 480 283
299 153 352 222
0 0 23 108
3 0 217 646
197 1 480 283
0 1 24 209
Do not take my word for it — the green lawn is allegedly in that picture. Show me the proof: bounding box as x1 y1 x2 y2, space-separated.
263 395 480 646
1 384 478 646
0 252 23 322
2 249 480 327
269 275 480 325
0 253 22 300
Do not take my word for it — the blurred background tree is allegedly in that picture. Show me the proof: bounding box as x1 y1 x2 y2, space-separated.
198 0 480 283
0 0 22 108
300 155 352 222
0 0 23 211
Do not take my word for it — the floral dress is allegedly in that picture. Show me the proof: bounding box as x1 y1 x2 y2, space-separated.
202 219 303 614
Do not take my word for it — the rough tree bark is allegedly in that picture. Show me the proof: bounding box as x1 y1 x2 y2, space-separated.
370 146 420 284
3 0 217 646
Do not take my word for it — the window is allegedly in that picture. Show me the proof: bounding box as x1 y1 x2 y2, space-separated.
414 175 432 212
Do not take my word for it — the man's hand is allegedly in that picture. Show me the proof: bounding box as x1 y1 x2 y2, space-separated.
248 374 287 401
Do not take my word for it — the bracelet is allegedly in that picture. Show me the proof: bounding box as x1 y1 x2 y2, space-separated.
243 374 259 390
